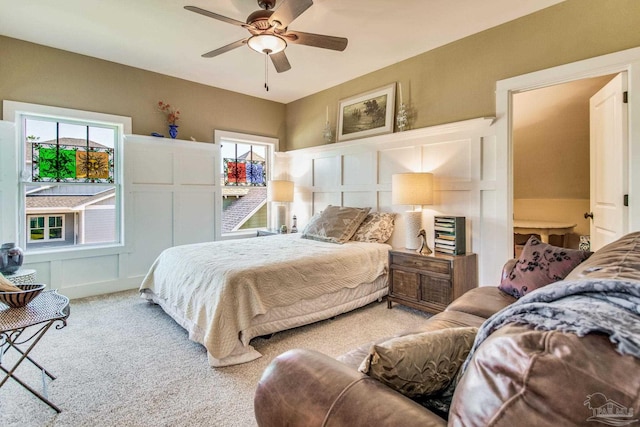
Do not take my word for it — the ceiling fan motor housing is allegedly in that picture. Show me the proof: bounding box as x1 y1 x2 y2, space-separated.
258 0 276 10
246 9 274 30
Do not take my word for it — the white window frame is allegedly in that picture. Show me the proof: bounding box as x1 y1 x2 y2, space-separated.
27 214 65 242
214 130 279 240
2 101 131 260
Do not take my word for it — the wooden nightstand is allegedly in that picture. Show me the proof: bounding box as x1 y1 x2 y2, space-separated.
387 249 477 314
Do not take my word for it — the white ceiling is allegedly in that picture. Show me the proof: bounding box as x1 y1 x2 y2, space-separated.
0 0 564 103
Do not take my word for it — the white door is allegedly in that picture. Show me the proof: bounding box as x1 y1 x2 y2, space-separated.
588 72 628 250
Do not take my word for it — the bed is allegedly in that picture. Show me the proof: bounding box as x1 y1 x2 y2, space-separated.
139 208 395 367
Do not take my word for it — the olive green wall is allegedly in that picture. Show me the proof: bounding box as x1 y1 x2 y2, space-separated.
285 0 640 151
0 37 286 144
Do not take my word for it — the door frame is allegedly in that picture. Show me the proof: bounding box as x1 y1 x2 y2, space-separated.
495 46 640 262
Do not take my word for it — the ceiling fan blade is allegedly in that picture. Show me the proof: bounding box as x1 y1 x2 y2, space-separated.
202 39 248 58
185 5 247 27
269 0 313 28
284 31 348 51
270 51 292 73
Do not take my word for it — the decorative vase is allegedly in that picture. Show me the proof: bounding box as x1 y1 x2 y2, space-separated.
0 242 24 274
169 124 179 139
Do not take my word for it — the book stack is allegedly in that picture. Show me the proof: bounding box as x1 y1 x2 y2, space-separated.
434 216 466 255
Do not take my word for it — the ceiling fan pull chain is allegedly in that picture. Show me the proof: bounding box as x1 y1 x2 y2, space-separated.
264 53 269 92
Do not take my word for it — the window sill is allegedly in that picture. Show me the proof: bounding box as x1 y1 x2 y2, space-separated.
220 230 260 241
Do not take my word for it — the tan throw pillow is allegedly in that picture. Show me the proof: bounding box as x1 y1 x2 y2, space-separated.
351 212 396 243
301 205 370 244
358 327 478 398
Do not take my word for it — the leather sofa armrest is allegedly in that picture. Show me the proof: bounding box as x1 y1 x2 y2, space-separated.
449 325 640 426
445 287 516 318
254 348 447 427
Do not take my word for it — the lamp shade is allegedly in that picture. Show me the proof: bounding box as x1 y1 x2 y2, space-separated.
248 34 287 54
267 180 294 202
391 173 434 206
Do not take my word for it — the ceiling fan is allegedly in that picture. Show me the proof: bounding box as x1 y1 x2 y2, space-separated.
185 0 348 75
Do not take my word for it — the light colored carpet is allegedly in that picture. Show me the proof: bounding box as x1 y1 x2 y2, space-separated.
0 289 432 426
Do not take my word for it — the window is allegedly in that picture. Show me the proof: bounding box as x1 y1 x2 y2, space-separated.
221 142 269 233
214 130 278 237
19 113 122 251
28 215 64 242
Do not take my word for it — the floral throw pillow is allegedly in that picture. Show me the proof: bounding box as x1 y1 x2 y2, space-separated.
499 236 592 298
351 212 396 243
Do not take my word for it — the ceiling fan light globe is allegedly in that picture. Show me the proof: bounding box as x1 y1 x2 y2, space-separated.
248 34 286 55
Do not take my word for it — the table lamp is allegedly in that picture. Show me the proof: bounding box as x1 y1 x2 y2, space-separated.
392 173 434 250
267 180 294 232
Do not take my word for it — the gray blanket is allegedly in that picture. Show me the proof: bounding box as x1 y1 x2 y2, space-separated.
462 278 640 376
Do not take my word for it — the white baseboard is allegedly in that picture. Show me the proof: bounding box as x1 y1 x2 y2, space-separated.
56 276 143 300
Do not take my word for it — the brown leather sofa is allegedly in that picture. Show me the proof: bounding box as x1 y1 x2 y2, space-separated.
254 232 640 427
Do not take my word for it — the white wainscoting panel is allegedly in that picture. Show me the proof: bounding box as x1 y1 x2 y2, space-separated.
174 191 217 246
284 118 504 285
342 191 377 209
312 156 339 188
62 255 119 286
378 146 421 185
423 139 472 183
128 191 174 276
125 135 217 271
482 135 497 181
480 189 499 284
0 121 18 243
130 149 174 185
312 192 341 214
343 152 375 186
176 149 216 185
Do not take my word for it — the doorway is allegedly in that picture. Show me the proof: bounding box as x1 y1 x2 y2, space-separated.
491 46 640 281
511 74 616 252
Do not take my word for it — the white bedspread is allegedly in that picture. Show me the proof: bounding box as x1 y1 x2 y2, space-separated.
139 234 390 363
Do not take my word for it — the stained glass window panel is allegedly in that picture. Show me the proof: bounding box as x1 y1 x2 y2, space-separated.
76 150 110 179
26 118 115 184
223 159 266 186
225 160 247 184
36 146 76 179
32 143 114 183
247 162 264 185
